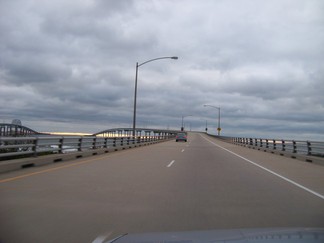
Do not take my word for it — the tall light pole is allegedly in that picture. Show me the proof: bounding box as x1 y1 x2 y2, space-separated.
204 104 221 136
181 115 192 131
133 56 178 137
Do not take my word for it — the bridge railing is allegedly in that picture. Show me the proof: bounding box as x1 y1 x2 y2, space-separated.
0 135 172 160
213 135 324 158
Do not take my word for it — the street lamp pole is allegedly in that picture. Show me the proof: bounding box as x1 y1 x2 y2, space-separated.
181 115 192 131
204 104 221 136
205 120 208 133
181 116 184 131
133 56 178 137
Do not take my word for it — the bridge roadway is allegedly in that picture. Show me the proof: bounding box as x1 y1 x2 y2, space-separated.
0 133 323 242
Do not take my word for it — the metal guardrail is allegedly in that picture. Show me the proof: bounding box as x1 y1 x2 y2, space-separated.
214 135 324 157
232 138 324 157
0 135 173 160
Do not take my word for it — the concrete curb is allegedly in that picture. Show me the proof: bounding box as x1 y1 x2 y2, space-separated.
235 143 324 166
0 139 169 174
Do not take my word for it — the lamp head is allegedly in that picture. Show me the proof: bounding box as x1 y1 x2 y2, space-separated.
171 56 178 60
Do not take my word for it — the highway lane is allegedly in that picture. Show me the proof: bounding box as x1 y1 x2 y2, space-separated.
0 133 323 243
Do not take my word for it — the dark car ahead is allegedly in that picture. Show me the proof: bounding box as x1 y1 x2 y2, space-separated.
176 132 187 142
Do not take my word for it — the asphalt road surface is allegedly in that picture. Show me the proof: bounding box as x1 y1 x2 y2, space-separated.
1 133 323 242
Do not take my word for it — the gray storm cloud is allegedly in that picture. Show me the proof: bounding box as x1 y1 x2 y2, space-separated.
1 0 323 140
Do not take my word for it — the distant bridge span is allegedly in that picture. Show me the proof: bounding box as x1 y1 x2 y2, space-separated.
0 123 44 137
0 124 180 138
93 127 180 137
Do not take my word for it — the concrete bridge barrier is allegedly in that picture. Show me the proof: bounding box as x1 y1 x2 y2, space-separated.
208 134 324 166
0 135 175 173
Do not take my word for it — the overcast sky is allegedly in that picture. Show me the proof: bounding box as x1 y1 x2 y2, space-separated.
1 0 323 140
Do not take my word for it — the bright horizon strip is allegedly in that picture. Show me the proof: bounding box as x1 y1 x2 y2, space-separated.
201 134 324 200
47 132 93 136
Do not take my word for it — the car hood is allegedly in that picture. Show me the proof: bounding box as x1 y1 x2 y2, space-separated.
95 228 324 243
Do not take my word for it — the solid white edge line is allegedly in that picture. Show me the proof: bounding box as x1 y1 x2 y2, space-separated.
167 160 175 167
201 135 324 200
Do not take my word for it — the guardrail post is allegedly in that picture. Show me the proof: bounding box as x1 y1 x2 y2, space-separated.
292 140 297 153
273 140 276 150
92 137 97 149
254 138 258 147
282 140 285 151
113 138 117 147
104 138 108 148
307 141 312 155
260 139 263 148
33 137 38 157
59 137 64 153
78 137 82 151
